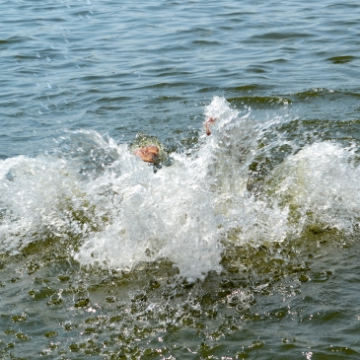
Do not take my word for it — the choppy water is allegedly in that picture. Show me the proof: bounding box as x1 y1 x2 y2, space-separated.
1 1 360 359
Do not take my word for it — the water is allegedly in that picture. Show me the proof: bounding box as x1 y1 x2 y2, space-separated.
1 0 360 358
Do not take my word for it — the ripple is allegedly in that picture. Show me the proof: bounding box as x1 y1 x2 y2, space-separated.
327 55 356 64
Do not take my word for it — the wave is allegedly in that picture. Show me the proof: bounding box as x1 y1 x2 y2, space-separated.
0 96 359 280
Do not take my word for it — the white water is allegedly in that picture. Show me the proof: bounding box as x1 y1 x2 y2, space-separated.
1 97 359 279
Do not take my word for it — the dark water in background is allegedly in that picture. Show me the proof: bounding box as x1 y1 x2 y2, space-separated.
1 0 360 359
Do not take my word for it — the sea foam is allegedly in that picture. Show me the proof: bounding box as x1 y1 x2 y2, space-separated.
1 97 359 279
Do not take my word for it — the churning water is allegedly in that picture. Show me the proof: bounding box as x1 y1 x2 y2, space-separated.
1 0 360 359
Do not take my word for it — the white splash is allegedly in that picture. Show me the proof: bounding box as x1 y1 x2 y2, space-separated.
266 141 360 234
1 97 359 279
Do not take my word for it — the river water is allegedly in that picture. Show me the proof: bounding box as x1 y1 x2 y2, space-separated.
1 1 360 359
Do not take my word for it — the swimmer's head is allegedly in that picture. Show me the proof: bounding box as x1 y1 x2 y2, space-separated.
133 145 159 163
129 132 168 165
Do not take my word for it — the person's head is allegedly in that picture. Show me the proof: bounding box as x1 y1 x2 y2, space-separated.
133 145 159 163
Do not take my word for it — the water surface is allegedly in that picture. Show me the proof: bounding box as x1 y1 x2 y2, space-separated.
1 1 360 359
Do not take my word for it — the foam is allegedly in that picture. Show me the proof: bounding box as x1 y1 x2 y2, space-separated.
1 97 359 279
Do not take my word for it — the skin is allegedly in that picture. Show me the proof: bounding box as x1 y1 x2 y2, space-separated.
133 145 160 163
133 116 214 164
204 117 216 136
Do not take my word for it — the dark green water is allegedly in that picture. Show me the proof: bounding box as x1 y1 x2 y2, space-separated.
1 1 360 359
